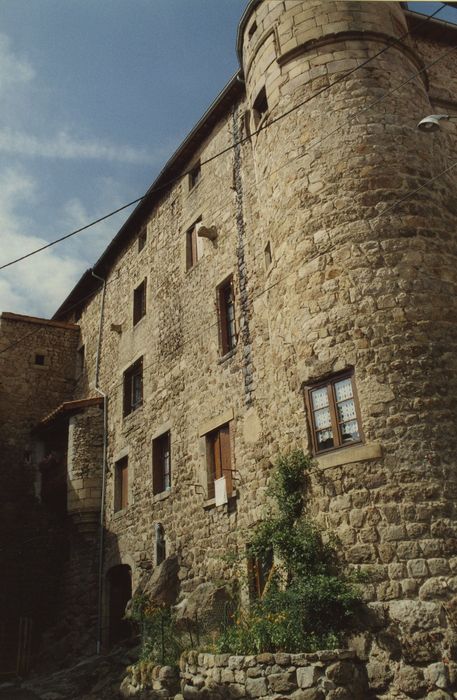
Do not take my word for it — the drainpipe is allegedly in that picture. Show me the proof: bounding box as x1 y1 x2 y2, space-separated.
91 269 107 655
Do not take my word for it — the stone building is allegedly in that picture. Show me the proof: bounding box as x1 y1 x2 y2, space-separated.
2 0 457 694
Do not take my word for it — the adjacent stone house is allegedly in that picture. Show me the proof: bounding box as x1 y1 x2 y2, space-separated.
2 1 457 694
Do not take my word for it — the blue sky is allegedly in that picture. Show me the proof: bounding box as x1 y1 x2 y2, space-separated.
0 1 455 318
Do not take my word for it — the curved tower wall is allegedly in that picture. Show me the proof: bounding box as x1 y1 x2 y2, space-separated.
240 0 457 683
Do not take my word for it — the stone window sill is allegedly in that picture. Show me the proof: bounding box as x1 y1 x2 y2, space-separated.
112 507 128 520
203 491 237 510
218 347 237 365
315 442 382 470
153 489 172 504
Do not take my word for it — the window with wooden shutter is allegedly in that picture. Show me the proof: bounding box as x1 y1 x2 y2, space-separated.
304 370 363 454
152 431 171 495
133 279 147 325
114 457 128 512
206 423 232 499
217 277 237 356
123 357 143 416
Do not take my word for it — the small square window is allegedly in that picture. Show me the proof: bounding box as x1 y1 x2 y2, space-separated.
35 354 45 366
133 279 147 326
189 161 201 190
114 456 128 512
206 423 232 499
304 371 363 454
217 277 237 355
138 227 147 252
152 431 171 495
253 87 268 128
123 358 143 416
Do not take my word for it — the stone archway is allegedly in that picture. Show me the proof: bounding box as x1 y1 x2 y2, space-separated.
106 564 132 647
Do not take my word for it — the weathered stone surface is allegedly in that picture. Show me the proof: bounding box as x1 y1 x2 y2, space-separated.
296 667 319 689
267 672 295 694
396 665 426 697
5 2 457 697
174 583 232 632
245 677 268 698
325 661 354 685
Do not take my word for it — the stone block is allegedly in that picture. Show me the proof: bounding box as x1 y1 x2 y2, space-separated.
326 661 354 685
296 666 319 689
246 677 268 698
267 671 296 693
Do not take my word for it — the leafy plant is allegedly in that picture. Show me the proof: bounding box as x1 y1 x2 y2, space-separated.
130 595 183 665
217 449 361 654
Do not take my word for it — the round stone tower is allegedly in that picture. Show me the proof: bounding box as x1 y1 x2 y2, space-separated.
239 0 457 690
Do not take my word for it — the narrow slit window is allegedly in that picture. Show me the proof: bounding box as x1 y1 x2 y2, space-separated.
217 277 237 356
123 357 143 416
264 241 272 269
152 431 171 495
248 20 257 40
133 279 147 326
186 220 202 270
114 457 129 512
189 161 201 190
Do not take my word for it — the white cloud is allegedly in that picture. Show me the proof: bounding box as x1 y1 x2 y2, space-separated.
0 127 157 165
0 166 131 318
0 34 34 93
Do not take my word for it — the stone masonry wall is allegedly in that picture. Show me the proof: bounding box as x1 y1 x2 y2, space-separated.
4 1 457 694
120 651 368 700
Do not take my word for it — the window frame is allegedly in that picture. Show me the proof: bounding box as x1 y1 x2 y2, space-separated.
133 279 147 326
186 219 203 270
206 422 233 500
152 431 171 495
304 370 363 455
217 276 237 356
123 357 143 417
114 456 129 512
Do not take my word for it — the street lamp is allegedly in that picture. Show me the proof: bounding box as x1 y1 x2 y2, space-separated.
417 114 457 132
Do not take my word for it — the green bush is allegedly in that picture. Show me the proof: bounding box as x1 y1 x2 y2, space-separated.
130 595 183 665
217 450 361 654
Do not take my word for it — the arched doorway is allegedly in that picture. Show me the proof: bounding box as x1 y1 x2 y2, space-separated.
106 565 132 647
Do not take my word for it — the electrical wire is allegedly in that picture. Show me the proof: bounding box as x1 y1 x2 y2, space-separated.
0 3 444 274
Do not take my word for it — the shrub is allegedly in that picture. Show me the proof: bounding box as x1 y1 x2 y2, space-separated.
217 449 361 654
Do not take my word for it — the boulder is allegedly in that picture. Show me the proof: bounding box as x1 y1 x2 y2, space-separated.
174 582 232 632
142 555 180 606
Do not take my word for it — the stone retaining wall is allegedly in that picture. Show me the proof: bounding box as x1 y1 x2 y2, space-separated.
179 650 368 700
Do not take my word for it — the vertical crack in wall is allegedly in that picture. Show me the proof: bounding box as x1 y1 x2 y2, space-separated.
232 107 253 407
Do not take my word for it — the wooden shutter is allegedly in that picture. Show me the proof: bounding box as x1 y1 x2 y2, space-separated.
220 425 232 494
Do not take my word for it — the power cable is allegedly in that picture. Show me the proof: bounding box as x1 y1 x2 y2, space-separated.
0 3 444 274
